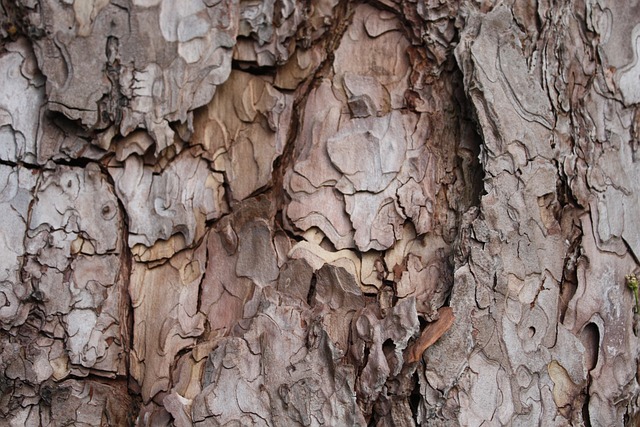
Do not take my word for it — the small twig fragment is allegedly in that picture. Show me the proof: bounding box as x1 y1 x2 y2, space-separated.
406 307 455 364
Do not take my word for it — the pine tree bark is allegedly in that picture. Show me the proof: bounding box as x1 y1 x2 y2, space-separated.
0 0 639 425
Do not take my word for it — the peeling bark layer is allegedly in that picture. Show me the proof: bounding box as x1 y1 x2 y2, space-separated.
1 0 639 425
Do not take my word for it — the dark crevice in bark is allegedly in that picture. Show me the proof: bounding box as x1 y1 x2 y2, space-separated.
96 36 126 131
382 338 395 361
445 62 486 300
218 169 235 212
50 157 95 169
408 371 421 424
581 322 600 373
582 385 592 427
231 59 277 76
559 228 582 324
98 162 142 413
580 320 599 427
554 158 580 209
196 235 211 319
306 273 317 307
0 158 40 169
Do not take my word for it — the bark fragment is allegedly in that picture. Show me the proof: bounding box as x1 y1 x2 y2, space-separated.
109 149 227 262
193 287 366 427
192 70 292 203
20 0 239 152
284 4 436 252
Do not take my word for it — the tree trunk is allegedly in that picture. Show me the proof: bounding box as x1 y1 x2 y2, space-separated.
0 0 639 425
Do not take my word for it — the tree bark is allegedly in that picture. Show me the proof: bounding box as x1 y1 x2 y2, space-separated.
0 0 639 425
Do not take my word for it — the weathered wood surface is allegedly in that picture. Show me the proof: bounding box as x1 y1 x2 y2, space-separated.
0 0 639 425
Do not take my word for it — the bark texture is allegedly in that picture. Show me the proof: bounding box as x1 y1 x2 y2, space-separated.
0 0 639 425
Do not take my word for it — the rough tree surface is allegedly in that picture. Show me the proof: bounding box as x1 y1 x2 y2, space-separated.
0 0 639 426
